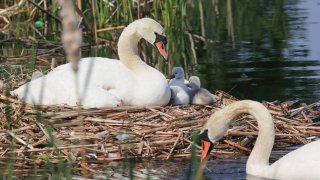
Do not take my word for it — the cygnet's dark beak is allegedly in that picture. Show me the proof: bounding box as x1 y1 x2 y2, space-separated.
168 74 175 79
154 33 168 63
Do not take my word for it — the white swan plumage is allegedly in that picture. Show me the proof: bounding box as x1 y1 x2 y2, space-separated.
13 18 171 108
199 100 320 179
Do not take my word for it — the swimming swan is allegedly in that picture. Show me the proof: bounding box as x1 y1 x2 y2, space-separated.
13 18 171 108
188 76 216 105
199 100 320 179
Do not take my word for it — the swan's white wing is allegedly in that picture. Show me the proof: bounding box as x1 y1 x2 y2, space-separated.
13 57 134 107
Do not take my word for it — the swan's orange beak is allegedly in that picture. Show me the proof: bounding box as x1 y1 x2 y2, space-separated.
155 41 168 63
201 140 213 162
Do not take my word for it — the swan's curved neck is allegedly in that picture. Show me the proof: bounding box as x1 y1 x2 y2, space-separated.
118 24 146 70
216 101 275 168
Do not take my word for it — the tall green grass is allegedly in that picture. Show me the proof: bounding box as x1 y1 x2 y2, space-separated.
1 0 196 74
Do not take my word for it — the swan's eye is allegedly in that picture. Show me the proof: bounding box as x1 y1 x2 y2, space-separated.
154 32 167 45
162 38 167 45
163 38 167 45
198 129 210 145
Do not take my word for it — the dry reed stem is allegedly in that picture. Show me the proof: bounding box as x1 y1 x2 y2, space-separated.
56 0 82 71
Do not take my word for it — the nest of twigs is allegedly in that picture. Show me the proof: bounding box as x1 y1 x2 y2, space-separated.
1 73 320 176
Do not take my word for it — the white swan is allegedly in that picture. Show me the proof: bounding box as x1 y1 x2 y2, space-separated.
188 76 216 105
13 18 171 108
199 100 320 179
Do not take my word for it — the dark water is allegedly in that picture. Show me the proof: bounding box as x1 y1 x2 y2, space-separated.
178 1 319 178
192 0 320 103
171 0 319 178
89 150 289 180
171 150 289 180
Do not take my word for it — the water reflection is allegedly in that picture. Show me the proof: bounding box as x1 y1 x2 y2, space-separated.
87 150 287 180
164 149 289 180
189 0 320 103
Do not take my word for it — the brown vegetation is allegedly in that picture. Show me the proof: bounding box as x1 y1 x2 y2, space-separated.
1 81 319 175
